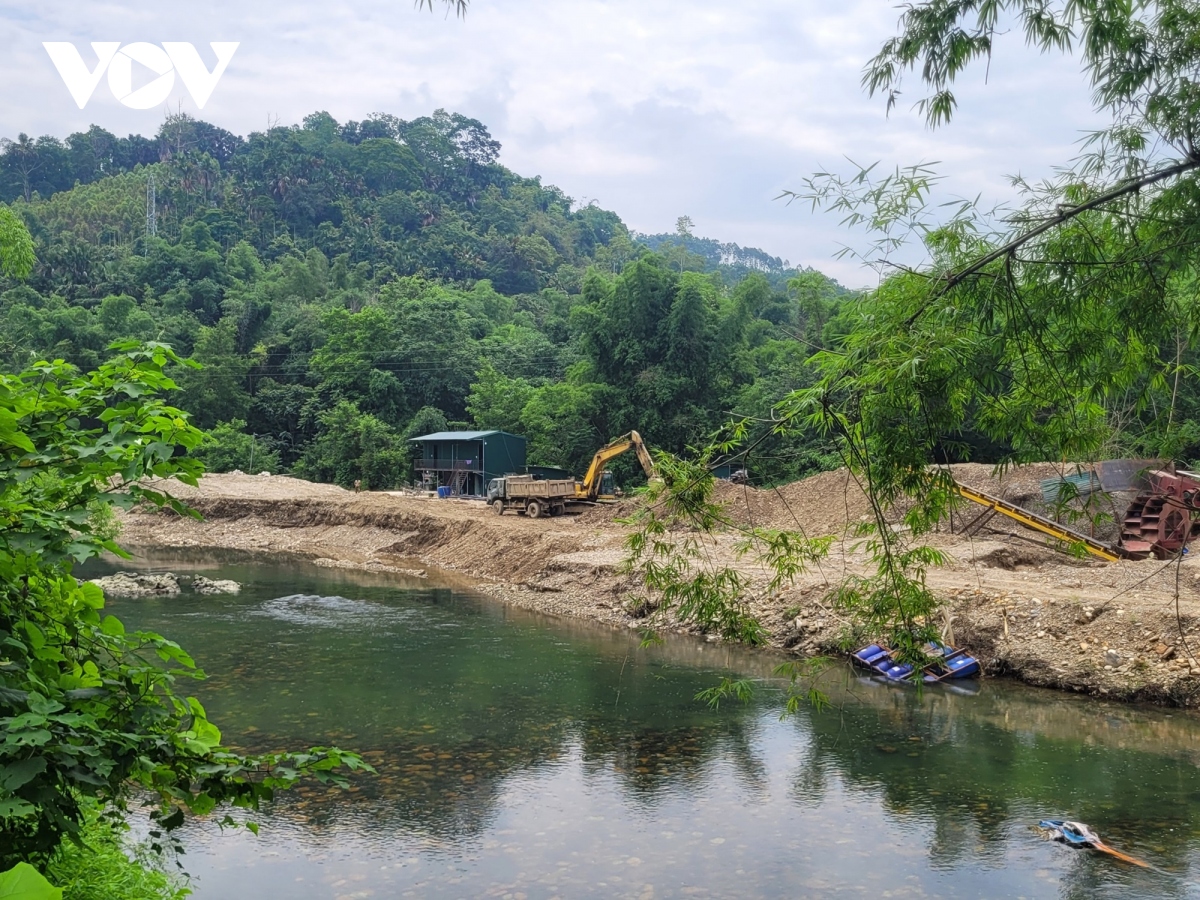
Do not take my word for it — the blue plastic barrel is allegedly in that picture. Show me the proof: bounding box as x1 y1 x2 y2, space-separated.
437 486 451 499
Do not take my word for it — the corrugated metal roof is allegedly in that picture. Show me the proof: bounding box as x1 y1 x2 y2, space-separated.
1040 471 1101 503
408 430 524 442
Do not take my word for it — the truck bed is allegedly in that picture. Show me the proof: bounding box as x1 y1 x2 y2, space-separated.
503 477 576 499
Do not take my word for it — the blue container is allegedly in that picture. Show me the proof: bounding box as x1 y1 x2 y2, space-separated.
436 486 451 499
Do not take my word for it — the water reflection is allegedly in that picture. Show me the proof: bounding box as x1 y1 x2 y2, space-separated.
91 549 1200 898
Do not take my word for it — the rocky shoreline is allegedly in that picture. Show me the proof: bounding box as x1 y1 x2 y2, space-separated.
114 472 1200 709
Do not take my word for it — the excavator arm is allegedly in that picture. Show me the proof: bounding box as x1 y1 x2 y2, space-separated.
631 432 656 481
577 431 657 500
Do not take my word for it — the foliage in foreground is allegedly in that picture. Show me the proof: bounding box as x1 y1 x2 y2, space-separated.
621 444 840 709
0 862 61 899
622 447 831 644
0 341 368 869
43 807 188 900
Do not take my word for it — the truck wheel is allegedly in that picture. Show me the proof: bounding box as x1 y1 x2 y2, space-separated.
526 499 543 519
492 499 504 516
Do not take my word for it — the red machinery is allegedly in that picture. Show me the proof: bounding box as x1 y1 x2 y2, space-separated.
1119 469 1200 559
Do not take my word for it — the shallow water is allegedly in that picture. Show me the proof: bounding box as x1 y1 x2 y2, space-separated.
92 550 1200 898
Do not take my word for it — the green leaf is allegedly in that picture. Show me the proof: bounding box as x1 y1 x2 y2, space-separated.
25 695 62 717
19 624 43 652
0 798 36 820
0 688 28 706
0 758 47 791
0 863 62 900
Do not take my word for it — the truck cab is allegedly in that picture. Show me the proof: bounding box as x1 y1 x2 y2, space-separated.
486 478 504 502
598 471 617 499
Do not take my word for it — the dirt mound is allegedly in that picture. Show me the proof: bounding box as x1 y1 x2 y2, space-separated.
146 473 350 502
973 546 1058 570
712 468 874 534
144 490 590 583
572 461 1103 539
571 468 875 535
948 461 1066 505
574 498 642 526
568 469 875 535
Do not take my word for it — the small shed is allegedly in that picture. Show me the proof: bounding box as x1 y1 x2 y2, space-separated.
409 430 527 497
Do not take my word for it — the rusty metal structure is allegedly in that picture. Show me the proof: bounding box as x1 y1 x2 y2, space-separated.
1119 468 1200 559
956 459 1200 562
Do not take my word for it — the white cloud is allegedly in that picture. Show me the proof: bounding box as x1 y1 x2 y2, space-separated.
0 0 1105 287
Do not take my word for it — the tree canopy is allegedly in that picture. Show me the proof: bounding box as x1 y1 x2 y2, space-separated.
0 109 848 490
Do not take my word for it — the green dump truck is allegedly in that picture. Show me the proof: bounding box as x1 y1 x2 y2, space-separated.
486 475 575 518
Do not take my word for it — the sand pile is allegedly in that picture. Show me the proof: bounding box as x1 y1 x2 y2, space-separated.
574 498 642 526
144 473 351 502
580 461 1115 538
712 468 874 534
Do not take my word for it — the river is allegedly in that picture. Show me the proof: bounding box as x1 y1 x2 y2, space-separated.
91 550 1200 899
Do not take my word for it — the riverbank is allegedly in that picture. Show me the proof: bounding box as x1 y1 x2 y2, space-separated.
43 808 188 900
117 470 1200 707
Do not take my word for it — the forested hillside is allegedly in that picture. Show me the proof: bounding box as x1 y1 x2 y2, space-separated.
0 110 846 487
634 230 821 290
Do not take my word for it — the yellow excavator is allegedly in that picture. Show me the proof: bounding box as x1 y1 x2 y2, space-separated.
576 431 657 501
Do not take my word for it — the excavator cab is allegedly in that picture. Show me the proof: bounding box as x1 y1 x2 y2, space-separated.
598 471 617 500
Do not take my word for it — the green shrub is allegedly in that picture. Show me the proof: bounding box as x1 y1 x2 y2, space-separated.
46 811 189 900
0 344 367 867
192 419 281 474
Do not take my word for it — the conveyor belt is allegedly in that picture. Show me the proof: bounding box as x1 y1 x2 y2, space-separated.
954 482 1121 562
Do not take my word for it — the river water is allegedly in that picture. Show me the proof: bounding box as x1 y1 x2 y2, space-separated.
92 551 1200 899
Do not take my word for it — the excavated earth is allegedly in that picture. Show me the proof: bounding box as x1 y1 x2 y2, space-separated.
117 467 1200 708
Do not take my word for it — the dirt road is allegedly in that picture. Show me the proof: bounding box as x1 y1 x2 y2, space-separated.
118 469 1200 707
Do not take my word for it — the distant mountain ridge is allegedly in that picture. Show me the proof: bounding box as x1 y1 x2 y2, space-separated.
0 108 849 488
635 232 792 272
633 231 849 293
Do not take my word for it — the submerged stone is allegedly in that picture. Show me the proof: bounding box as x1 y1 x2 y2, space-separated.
88 572 181 597
191 575 242 595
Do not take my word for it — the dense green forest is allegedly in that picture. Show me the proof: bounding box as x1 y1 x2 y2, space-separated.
0 110 848 488
635 229 801 288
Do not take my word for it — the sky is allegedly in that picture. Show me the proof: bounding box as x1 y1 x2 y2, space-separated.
0 0 1104 287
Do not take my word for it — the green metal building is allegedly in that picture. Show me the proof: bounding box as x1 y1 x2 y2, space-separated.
409 430 527 497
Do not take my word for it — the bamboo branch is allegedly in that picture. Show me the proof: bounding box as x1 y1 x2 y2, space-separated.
904 155 1200 327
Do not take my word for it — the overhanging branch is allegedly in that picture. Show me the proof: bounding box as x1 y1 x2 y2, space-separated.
904 155 1200 327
